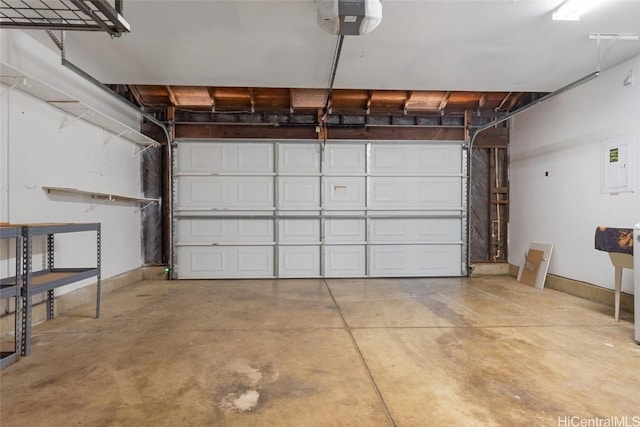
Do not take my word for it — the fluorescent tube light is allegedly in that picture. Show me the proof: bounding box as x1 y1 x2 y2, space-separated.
552 0 607 21
588 33 640 41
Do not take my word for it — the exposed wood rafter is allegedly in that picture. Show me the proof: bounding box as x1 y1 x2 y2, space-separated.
439 91 451 111
166 86 177 106
207 87 216 111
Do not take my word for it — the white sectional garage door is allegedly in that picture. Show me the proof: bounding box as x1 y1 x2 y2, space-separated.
173 140 467 279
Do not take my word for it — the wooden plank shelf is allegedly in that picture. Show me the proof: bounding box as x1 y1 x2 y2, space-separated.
43 186 160 207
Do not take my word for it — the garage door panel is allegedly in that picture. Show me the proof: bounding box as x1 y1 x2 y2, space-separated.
324 144 365 174
371 181 406 204
178 219 273 243
178 142 273 173
237 145 273 172
237 220 273 240
177 246 273 278
181 218 224 240
186 180 224 204
325 219 366 243
370 144 462 174
179 144 223 172
279 144 320 173
278 177 320 207
370 245 461 276
418 179 461 205
187 248 225 273
178 176 274 208
370 247 407 274
325 246 366 277
370 177 462 208
279 219 319 243
238 249 273 273
237 179 273 204
279 246 320 277
324 177 365 208
417 145 462 174
370 218 462 242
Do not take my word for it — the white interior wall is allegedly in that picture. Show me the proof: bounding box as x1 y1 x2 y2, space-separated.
510 54 640 294
0 30 145 297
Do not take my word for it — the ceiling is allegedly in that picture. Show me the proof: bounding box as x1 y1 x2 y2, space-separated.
5 0 639 120
48 0 640 93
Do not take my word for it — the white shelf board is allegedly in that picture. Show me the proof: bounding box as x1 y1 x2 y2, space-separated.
43 186 160 204
0 62 158 147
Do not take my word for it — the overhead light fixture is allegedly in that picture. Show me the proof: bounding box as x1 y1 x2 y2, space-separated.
552 0 608 21
588 33 640 41
316 0 382 36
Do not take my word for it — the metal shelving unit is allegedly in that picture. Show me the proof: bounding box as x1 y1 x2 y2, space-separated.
0 225 22 370
0 0 130 37
21 223 101 356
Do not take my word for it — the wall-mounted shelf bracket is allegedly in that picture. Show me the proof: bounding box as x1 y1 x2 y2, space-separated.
134 143 159 156
60 109 92 130
134 201 159 213
104 129 130 145
0 76 25 97
85 196 113 213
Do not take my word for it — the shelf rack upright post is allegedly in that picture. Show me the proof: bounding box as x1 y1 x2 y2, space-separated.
0 225 23 370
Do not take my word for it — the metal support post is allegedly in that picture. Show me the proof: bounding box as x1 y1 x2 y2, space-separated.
14 232 23 362
170 144 178 279
273 142 280 278
319 141 325 277
365 142 371 277
46 234 55 319
96 225 101 318
462 144 470 275
21 227 32 356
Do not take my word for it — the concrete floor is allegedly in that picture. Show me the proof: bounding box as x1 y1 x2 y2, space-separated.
1 276 638 426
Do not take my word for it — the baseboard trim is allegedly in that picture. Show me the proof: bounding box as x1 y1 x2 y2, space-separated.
1 266 166 338
508 263 634 314
470 263 511 276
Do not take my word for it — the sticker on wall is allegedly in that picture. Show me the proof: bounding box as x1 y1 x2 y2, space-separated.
333 185 347 197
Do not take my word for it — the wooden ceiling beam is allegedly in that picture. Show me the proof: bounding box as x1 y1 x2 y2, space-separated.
128 84 145 107
207 87 216 111
332 90 368 110
290 89 326 110
166 86 177 106
252 88 289 110
248 88 255 112
506 92 525 111
496 92 512 111
403 91 412 113
174 123 465 141
439 91 451 110
404 91 446 111
289 88 294 113
478 93 487 108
